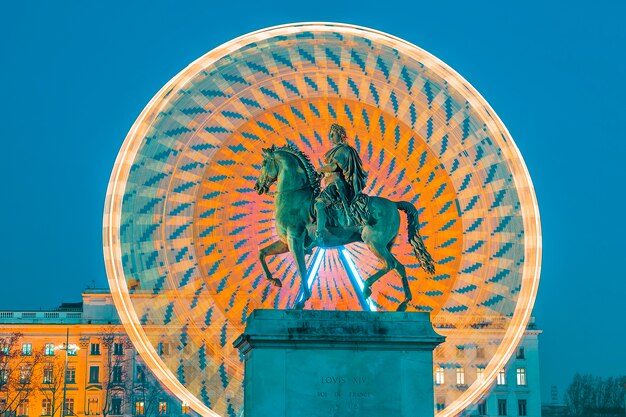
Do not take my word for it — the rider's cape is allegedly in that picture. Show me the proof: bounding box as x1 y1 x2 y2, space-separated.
325 143 368 199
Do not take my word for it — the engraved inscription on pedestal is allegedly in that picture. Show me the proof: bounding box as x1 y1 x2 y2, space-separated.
285 350 401 417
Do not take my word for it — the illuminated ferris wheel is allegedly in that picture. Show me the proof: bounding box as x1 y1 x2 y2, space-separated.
103 23 541 417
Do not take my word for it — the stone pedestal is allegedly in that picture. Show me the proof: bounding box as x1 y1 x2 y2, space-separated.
233 309 444 417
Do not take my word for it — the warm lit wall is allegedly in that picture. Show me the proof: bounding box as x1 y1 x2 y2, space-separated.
0 317 192 416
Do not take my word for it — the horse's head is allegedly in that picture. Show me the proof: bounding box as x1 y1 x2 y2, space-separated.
254 145 279 195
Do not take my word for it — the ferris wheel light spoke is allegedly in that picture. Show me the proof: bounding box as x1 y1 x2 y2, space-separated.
295 248 325 304
339 248 376 312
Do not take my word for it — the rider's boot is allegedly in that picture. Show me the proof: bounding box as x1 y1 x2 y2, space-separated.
306 230 324 253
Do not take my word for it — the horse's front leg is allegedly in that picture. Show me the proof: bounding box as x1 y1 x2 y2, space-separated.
287 233 310 310
259 240 289 287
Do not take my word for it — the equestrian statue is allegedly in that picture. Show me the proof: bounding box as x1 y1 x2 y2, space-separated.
253 123 435 311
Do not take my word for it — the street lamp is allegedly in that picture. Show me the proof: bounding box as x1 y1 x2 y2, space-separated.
54 329 80 417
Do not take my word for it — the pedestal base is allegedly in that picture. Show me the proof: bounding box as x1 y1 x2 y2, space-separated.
234 309 444 417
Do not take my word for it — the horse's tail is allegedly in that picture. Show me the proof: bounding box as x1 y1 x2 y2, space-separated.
396 201 435 274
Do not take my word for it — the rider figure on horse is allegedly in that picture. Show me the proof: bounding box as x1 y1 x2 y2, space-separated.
254 128 435 310
309 123 369 249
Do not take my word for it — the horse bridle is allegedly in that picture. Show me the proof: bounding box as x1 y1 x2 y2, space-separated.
261 152 312 195
263 154 279 185
256 153 279 195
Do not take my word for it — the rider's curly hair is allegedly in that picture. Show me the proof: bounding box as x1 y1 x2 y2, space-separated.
329 123 347 142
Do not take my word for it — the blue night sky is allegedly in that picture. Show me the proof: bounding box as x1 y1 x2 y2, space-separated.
1 0 624 403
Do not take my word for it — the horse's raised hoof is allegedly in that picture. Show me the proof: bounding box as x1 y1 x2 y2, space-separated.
396 301 409 312
362 286 372 299
269 278 282 287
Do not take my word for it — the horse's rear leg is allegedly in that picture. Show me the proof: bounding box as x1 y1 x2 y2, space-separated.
394 260 412 312
259 240 289 287
361 239 395 299
362 240 412 312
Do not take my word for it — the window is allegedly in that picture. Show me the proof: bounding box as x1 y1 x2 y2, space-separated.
17 400 29 416
68 346 78 356
111 397 123 415
45 343 55 356
0 369 8 384
516 368 527 386
66 367 76 384
43 366 54 384
87 396 99 415
518 399 527 416
476 366 485 381
435 367 445 385
436 403 445 411
19 365 31 384
42 399 52 416
113 343 124 356
0 343 8 355
158 342 170 356
456 368 465 385
90 343 101 355
478 400 487 416
21 343 32 356
516 346 525 359
112 365 123 383
181 403 190 415
135 401 145 416
136 365 146 383
158 401 168 415
64 398 75 416
89 366 100 383
476 347 485 359
496 368 506 385
497 399 507 416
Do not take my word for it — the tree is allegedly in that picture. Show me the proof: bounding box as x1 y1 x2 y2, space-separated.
565 373 625 417
38 354 66 417
100 330 131 417
133 368 167 417
0 333 44 417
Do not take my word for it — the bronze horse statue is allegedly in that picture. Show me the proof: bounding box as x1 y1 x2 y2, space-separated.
253 144 435 311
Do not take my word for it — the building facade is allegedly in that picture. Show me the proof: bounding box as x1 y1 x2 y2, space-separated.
459 319 542 417
0 290 195 417
1 289 541 417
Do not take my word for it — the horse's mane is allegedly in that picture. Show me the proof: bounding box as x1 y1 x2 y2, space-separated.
273 144 321 195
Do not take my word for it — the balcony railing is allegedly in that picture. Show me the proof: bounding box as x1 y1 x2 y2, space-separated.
0 311 83 324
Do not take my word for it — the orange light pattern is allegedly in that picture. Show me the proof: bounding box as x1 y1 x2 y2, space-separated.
103 23 541 417
197 98 461 315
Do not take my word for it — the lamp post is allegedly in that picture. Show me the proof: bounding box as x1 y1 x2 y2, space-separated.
55 329 79 417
